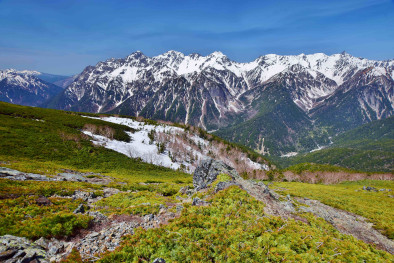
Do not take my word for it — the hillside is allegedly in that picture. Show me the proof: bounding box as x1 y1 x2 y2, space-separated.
0 101 393 262
0 102 270 179
278 117 394 172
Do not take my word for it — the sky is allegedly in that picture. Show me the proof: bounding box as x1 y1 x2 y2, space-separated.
0 0 393 75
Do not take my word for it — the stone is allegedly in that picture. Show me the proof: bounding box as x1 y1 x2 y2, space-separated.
192 197 201 206
176 205 184 213
73 204 85 214
35 197 52 206
57 173 87 182
0 249 17 260
152 258 166 263
0 167 23 177
144 214 154 222
0 167 51 182
72 191 96 202
87 211 108 224
103 187 120 197
193 158 239 190
363 186 378 192
34 237 49 249
0 235 48 263
215 181 236 193
263 187 280 201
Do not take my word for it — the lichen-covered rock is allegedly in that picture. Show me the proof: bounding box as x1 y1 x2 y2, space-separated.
152 258 166 263
193 158 240 190
73 204 85 214
57 173 87 182
214 181 237 193
0 167 51 181
0 235 49 262
35 196 52 206
192 197 209 206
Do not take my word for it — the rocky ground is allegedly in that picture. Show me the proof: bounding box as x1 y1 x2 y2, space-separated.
0 160 393 262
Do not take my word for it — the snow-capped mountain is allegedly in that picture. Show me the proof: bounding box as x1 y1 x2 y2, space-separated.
0 69 63 106
46 51 394 155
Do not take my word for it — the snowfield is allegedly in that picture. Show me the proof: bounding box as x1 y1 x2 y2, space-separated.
83 116 268 174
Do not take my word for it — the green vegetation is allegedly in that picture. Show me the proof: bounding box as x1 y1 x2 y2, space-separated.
272 180 394 239
210 173 232 188
0 102 191 184
99 186 392 262
0 179 102 197
0 179 103 240
1 102 393 261
284 163 356 174
0 195 90 240
278 117 394 172
215 83 330 156
94 190 176 216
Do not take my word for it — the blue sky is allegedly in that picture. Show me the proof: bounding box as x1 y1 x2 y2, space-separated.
0 0 393 75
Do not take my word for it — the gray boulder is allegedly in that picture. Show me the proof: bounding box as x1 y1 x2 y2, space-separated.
0 167 50 181
73 204 85 214
57 173 87 182
215 181 237 193
0 235 48 262
193 158 239 190
152 258 166 263
192 197 209 206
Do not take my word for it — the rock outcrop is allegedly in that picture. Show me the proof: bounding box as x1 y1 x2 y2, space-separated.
193 158 240 190
0 167 113 184
0 235 48 262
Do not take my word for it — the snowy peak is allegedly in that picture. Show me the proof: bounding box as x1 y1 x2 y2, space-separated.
84 51 393 87
0 69 63 107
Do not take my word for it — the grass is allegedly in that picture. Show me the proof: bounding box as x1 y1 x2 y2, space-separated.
0 178 102 197
94 190 177 216
99 186 393 262
0 179 103 240
272 180 394 239
283 163 356 174
0 193 91 240
0 102 191 184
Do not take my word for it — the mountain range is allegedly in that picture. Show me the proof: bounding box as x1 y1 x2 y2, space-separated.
0 69 66 107
1 51 393 156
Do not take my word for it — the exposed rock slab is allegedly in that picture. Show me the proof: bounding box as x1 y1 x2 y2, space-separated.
297 197 394 254
0 235 49 262
193 158 240 190
0 167 51 181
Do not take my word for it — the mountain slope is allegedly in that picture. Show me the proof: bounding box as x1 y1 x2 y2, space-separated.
311 67 394 134
0 69 63 106
46 51 394 156
278 117 394 172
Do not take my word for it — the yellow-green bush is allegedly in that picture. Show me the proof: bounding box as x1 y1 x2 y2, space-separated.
0 196 91 240
99 186 392 262
273 180 394 239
